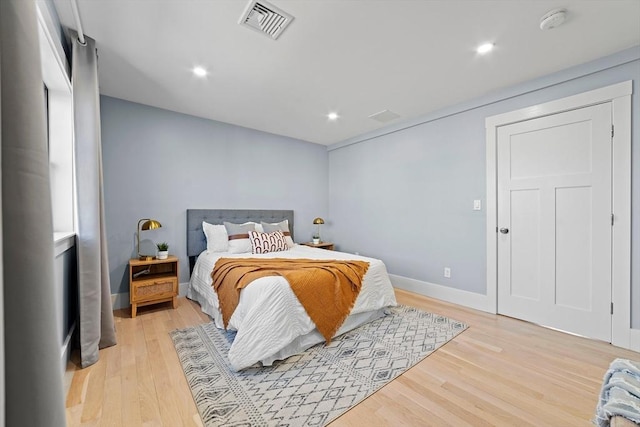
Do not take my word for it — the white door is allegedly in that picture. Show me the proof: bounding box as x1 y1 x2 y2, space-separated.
497 103 612 341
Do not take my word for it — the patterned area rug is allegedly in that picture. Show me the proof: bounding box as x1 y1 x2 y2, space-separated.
170 305 467 426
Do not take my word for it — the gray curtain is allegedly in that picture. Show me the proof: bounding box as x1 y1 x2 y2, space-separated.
1 0 66 425
72 33 117 367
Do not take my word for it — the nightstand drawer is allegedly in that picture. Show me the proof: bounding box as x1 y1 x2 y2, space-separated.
131 277 177 303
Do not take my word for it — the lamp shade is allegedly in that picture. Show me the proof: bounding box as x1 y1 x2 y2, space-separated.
313 217 325 225
137 218 162 259
140 219 162 230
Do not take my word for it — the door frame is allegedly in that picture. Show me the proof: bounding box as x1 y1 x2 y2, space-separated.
485 81 632 348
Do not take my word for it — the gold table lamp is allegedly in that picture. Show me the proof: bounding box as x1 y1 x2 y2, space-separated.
313 217 325 243
137 218 162 260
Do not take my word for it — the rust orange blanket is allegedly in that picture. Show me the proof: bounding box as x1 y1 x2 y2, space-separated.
211 258 369 343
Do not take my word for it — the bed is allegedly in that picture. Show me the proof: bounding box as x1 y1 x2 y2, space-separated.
186 209 397 371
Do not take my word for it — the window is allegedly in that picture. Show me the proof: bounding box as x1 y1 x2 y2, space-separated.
37 4 75 237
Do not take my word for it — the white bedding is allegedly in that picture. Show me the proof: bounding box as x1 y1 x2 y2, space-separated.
187 244 397 370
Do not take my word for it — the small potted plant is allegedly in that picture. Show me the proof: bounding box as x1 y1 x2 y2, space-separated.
312 234 320 245
156 242 169 259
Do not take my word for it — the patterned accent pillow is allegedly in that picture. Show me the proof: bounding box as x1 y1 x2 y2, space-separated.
248 230 288 254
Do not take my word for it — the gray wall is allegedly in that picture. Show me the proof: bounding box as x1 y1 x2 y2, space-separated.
328 53 640 327
54 243 77 345
101 96 329 293
55 241 77 371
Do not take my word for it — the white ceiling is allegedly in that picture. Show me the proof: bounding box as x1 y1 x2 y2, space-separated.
53 0 640 146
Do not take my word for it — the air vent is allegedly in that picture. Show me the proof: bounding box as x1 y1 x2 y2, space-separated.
239 0 294 40
368 109 401 123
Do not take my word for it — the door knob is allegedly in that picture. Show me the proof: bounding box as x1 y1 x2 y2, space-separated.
499 228 509 234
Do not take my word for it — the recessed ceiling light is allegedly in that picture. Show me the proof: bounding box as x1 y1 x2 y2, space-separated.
327 112 339 121
192 66 208 77
476 43 494 54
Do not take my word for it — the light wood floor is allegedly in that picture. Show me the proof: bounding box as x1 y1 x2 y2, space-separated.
65 290 639 426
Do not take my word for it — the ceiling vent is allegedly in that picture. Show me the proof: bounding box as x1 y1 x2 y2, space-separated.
368 109 401 123
239 0 294 40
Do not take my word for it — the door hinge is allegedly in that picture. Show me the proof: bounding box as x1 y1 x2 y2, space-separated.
611 125 614 138
611 213 614 226
611 302 614 315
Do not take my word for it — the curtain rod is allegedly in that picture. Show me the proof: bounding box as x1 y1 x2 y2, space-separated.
70 0 86 45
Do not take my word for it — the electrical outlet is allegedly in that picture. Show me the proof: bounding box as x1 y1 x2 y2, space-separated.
444 267 451 278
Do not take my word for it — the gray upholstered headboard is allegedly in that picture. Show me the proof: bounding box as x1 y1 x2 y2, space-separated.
186 209 294 273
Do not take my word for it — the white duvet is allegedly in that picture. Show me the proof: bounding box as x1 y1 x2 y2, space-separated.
187 244 397 370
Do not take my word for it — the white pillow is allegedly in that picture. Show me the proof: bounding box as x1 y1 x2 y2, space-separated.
224 222 257 254
261 219 294 248
202 221 228 252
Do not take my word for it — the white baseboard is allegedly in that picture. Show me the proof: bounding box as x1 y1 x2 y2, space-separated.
111 282 190 311
630 328 640 352
390 274 640 352
389 274 491 313
111 292 130 310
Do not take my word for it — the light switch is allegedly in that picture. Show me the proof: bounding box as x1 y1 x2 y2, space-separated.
473 200 482 210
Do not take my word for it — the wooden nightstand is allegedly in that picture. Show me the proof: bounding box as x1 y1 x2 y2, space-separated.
301 242 334 250
129 256 178 318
